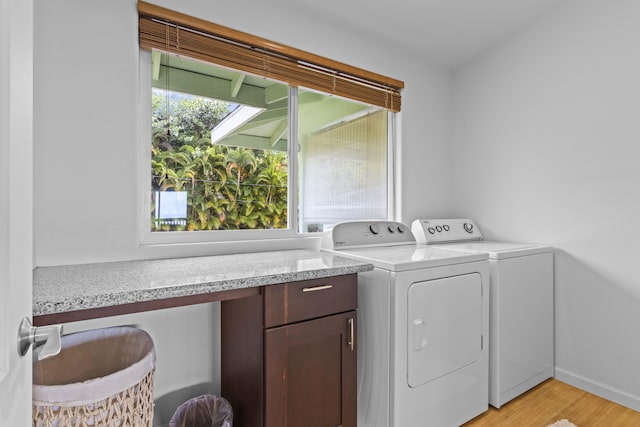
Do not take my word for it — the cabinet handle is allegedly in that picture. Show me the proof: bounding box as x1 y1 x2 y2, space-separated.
348 317 355 352
302 284 333 292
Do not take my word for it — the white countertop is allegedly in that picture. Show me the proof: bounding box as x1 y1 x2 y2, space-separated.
33 250 373 317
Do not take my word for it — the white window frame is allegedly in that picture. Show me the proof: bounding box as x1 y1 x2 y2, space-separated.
137 50 397 246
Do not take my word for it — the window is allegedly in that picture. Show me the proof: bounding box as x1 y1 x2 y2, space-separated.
298 89 389 232
150 54 289 232
139 1 403 240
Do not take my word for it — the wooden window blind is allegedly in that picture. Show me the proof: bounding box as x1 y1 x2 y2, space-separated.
138 1 403 112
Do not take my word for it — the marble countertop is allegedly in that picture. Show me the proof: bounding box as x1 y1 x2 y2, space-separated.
33 250 373 317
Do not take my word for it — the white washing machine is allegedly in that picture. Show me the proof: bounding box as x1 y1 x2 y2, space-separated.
321 221 489 427
411 218 554 408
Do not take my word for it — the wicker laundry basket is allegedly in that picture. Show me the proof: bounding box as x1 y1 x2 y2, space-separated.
32 326 156 427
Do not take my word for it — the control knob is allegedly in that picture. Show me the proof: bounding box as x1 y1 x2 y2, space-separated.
463 222 474 233
369 224 380 235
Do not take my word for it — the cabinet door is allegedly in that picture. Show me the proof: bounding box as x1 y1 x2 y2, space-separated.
265 311 356 427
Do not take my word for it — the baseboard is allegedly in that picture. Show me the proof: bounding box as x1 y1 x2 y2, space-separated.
554 368 640 412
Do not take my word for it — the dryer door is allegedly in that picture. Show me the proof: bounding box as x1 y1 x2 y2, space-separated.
408 273 482 388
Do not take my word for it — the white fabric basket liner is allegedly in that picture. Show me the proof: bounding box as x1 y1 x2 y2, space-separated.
33 326 156 407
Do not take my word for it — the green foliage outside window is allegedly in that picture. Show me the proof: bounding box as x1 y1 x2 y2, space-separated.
151 92 288 231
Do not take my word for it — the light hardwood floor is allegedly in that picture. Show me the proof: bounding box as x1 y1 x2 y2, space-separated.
463 379 640 427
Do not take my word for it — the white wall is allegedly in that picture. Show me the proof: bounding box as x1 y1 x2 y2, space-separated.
452 0 640 410
33 0 451 267
33 0 451 423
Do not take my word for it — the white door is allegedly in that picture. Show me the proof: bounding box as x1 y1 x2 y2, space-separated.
0 0 34 423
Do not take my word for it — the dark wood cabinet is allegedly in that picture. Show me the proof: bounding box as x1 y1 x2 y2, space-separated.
221 274 357 427
265 310 356 427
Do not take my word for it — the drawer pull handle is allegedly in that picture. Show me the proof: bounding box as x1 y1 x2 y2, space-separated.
348 317 355 352
302 284 333 292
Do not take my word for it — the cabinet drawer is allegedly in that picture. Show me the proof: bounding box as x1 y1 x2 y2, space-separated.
264 274 357 328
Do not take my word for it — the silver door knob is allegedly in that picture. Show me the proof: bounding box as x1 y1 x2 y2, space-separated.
17 317 63 361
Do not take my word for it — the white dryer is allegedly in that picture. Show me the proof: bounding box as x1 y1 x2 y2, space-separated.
412 218 554 408
321 221 489 427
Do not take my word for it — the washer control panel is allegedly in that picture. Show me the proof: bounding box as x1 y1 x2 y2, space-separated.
411 218 483 244
321 221 415 249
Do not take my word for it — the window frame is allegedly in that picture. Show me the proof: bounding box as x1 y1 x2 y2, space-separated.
139 49 304 244
136 5 401 246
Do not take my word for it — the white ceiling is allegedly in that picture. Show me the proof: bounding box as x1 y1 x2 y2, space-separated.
282 0 567 68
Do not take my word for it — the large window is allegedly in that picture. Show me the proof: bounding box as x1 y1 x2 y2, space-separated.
150 54 289 232
139 1 402 239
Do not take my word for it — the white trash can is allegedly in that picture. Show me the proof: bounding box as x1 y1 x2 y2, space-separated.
32 326 156 427
169 394 233 427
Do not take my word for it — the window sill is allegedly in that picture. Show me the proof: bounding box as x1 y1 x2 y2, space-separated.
140 228 299 246
137 232 322 261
